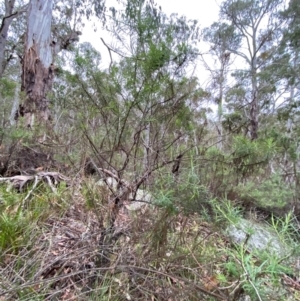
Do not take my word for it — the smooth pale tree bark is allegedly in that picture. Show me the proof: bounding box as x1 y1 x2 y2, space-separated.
202 22 236 148
21 0 54 126
10 83 20 125
221 0 284 140
20 0 82 127
0 0 27 78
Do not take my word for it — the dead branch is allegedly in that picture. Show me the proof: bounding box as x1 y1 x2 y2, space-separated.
0 172 69 192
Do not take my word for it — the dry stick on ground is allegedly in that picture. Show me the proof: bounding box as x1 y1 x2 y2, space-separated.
0 172 69 187
0 172 69 200
124 265 227 300
0 264 227 300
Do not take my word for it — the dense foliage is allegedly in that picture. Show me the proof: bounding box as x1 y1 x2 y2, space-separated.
0 0 300 300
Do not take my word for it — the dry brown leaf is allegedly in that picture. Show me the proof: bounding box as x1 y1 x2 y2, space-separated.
203 276 219 291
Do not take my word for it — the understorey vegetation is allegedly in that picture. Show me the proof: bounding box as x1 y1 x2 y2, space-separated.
0 0 300 300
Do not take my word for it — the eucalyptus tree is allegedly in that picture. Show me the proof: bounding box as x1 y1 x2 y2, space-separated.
266 0 300 200
19 0 107 127
0 0 28 78
278 0 300 120
20 0 55 126
201 22 238 145
220 0 285 140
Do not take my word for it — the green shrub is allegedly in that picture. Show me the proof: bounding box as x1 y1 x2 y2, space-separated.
235 174 294 215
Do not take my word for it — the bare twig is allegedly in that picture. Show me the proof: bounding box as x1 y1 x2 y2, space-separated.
21 175 39 207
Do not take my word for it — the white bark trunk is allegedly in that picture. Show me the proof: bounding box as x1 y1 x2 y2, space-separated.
21 0 54 126
10 82 20 125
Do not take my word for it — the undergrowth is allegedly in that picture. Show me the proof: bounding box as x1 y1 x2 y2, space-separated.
0 169 299 301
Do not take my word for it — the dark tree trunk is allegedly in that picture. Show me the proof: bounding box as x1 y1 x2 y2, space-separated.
0 1 28 78
250 29 259 141
21 0 54 127
0 0 18 77
0 0 15 77
250 83 259 140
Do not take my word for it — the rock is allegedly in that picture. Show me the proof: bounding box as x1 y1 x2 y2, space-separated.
227 217 300 274
238 295 251 301
227 218 300 300
227 218 288 256
129 189 152 202
126 189 153 211
96 178 153 211
96 177 119 191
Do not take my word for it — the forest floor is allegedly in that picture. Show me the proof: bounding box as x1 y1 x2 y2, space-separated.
0 173 300 301
0 147 300 300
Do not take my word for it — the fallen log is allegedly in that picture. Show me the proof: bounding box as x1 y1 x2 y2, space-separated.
0 171 69 192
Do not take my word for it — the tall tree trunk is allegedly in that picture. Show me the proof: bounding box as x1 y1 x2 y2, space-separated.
250 26 258 140
21 0 54 127
10 82 20 125
250 75 258 140
0 1 28 78
0 0 16 77
217 54 228 148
